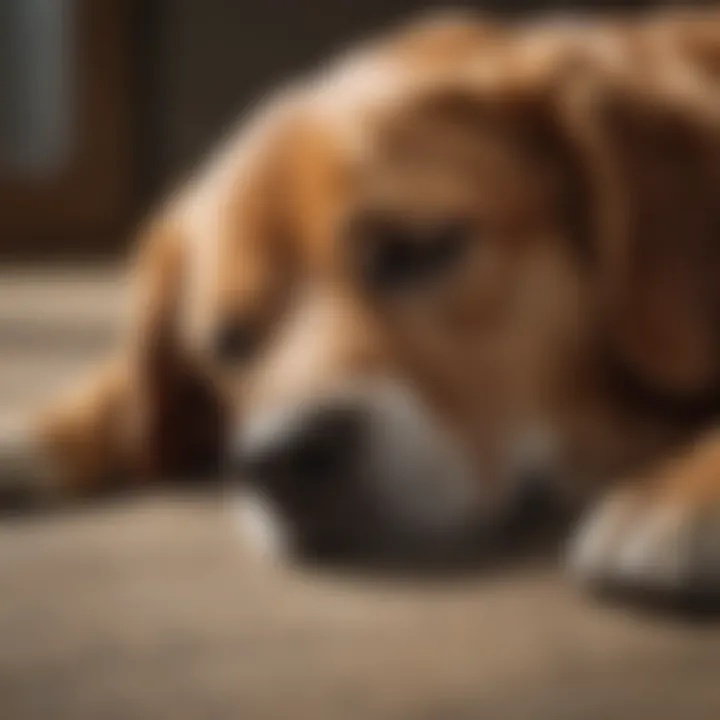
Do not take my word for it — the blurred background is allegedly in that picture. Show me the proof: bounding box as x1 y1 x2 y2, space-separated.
2 4 720 720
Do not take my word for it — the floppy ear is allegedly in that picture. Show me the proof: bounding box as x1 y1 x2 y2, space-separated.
124 94 309 477
555 56 720 397
126 213 228 477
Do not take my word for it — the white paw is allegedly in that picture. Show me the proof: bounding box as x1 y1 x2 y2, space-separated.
567 491 720 596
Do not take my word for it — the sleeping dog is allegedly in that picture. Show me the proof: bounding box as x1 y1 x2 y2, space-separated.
6 10 720 596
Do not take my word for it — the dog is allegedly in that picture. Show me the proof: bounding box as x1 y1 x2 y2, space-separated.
5 10 720 597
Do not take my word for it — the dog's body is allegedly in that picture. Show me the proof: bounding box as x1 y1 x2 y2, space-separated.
8 10 720 594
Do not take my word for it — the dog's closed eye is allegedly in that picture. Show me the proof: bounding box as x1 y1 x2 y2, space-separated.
349 214 473 294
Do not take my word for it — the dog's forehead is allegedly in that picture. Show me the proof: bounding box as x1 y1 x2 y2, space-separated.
298 58 497 234
176 19 563 299
295 66 552 260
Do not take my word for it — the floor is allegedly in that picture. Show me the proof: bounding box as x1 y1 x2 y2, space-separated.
1 269 720 720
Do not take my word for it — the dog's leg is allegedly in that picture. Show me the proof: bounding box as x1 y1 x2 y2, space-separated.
568 431 720 598
0 207 230 508
0 360 135 506
0 351 227 508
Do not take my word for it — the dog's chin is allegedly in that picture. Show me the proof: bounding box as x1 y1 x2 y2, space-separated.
230 488 488 571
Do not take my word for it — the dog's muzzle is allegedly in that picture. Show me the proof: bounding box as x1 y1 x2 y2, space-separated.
229 382 485 564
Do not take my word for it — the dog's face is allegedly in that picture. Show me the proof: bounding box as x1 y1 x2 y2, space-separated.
158 20 720 561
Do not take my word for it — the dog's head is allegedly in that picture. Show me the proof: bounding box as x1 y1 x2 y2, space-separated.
136 16 720 561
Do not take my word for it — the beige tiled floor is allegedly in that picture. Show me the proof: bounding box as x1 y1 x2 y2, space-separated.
1 269 720 720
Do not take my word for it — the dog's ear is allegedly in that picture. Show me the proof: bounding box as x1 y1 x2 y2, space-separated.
553 53 720 396
129 212 187 364
125 212 228 477
121 95 305 476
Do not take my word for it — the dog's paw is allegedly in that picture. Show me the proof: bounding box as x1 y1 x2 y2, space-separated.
567 489 720 598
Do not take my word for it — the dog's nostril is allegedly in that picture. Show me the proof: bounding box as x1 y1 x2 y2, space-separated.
237 404 365 491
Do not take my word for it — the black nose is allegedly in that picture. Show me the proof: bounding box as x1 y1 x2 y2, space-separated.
236 403 366 495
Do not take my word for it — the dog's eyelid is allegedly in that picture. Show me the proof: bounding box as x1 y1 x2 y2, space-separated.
349 212 474 293
425 218 474 264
